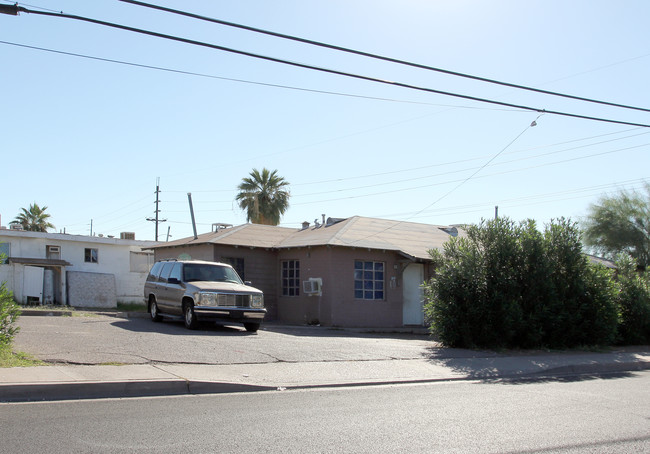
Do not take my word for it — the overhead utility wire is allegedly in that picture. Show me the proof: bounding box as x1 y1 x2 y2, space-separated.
0 40 459 107
120 0 650 115
4 5 649 128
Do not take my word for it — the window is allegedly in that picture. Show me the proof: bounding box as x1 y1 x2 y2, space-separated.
46 245 61 260
281 260 300 296
223 257 245 281
354 261 384 300
0 242 9 264
160 262 175 281
84 248 98 263
148 261 164 281
168 263 182 282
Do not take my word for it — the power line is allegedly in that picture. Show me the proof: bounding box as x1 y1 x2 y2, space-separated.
0 40 479 108
290 141 650 206
4 5 650 128
120 0 650 115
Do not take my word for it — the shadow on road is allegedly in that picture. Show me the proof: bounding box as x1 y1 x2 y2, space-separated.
110 318 255 336
110 317 432 341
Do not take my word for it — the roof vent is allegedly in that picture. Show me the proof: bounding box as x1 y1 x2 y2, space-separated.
301 221 310 230
439 226 458 237
212 223 233 232
326 217 346 227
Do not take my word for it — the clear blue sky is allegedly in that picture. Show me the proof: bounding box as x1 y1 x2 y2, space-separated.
2 0 649 241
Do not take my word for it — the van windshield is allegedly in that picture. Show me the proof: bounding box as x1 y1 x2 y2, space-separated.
183 263 243 284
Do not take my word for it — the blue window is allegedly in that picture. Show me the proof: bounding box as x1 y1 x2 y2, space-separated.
354 261 384 300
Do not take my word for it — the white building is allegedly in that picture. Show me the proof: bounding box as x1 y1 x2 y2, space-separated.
0 228 158 307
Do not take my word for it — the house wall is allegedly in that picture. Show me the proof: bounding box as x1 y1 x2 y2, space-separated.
276 246 408 328
328 247 405 327
276 247 325 325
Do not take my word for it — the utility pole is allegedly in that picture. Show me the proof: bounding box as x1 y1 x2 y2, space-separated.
146 177 167 241
188 192 198 240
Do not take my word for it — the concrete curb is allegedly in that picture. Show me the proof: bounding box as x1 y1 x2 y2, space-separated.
19 309 151 318
0 380 278 403
2 357 649 403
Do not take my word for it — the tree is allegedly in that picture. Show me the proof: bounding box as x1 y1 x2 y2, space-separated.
582 184 650 268
235 168 290 225
10 203 54 232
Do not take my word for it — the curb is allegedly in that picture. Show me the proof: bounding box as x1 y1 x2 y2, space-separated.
3 359 648 403
0 380 277 403
19 309 150 319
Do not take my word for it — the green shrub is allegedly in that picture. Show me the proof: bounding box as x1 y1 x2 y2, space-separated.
616 256 650 345
424 217 620 349
0 281 20 346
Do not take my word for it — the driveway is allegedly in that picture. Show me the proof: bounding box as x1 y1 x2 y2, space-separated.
13 314 435 366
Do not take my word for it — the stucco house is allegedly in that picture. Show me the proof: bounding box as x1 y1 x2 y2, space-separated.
148 216 461 328
0 228 158 307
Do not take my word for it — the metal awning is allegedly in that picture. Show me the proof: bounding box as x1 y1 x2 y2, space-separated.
7 257 72 267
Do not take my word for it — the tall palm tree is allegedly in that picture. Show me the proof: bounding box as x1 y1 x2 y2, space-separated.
236 168 290 225
11 203 55 232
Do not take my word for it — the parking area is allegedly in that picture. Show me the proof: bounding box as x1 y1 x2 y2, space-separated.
13 314 434 366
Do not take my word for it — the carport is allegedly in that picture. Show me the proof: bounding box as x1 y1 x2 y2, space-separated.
6 257 71 305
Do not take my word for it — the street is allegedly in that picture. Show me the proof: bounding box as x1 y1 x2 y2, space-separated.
2 371 649 453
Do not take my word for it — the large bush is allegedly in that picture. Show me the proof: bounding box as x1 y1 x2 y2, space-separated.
424 217 620 349
616 256 650 345
0 281 20 346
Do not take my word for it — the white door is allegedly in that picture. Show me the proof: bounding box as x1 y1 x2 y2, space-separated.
24 266 44 303
402 263 424 325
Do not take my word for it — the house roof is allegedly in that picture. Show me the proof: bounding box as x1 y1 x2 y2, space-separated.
152 216 460 261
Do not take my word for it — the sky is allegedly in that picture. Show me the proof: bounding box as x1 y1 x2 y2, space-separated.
1 0 649 242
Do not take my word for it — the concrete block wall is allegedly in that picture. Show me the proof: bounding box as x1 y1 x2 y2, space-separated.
67 271 116 308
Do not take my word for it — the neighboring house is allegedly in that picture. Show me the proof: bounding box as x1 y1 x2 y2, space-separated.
0 228 158 307
148 216 462 328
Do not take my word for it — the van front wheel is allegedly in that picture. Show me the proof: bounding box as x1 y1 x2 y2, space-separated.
183 302 198 330
244 322 260 333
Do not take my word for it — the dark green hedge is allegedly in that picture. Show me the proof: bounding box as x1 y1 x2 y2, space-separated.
424 218 621 349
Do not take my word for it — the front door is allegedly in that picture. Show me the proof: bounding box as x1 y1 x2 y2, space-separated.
402 263 424 325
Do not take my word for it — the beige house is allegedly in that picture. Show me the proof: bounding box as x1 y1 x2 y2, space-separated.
149 216 460 328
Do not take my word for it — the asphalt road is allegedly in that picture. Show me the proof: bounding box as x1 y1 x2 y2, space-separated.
2 371 649 453
13 314 439 365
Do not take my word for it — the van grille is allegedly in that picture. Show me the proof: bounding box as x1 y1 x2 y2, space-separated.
216 293 250 307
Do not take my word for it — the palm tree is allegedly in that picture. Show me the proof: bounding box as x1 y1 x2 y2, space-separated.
236 168 290 225
11 203 55 232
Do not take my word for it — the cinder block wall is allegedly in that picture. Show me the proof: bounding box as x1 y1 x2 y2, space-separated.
67 271 116 308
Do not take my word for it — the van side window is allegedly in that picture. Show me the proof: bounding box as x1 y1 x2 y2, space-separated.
160 262 175 282
169 263 182 282
148 262 164 281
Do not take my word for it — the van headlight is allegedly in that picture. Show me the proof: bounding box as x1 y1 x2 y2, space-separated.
251 294 264 308
197 292 217 306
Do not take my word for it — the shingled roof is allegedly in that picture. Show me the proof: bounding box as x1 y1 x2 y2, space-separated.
151 216 460 261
